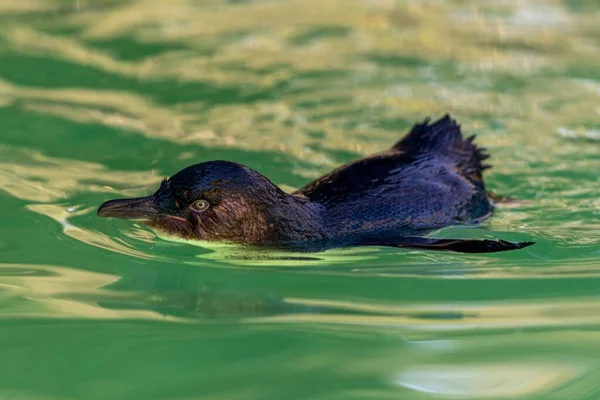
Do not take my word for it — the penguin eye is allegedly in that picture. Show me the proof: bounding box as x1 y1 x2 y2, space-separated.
190 199 210 212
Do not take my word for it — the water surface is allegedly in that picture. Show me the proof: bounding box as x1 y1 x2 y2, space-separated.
0 1 599 399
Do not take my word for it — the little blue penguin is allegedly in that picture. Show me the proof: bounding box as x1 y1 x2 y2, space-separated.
98 115 533 253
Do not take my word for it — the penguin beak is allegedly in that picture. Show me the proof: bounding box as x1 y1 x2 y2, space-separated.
97 196 159 220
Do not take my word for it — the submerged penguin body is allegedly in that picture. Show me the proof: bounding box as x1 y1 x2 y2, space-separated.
98 115 533 253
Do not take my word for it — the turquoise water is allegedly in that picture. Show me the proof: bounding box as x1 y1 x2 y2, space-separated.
0 1 599 399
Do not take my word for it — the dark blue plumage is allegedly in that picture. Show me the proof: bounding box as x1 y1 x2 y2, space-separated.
297 116 491 234
98 115 533 253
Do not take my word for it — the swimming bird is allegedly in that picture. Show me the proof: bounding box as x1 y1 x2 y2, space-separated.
98 115 533 253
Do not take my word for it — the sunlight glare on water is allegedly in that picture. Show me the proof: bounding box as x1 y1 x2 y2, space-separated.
0 0 599 399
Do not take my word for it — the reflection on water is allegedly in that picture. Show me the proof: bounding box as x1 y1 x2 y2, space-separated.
394 362 590 398
6 259 600 338
0 144 158 202
28 203 156 260
0 262 321 321
0 0 599 399
1 1 599 166
0 262 183 321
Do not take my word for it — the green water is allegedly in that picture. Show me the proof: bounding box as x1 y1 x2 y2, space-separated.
0 0 599 399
